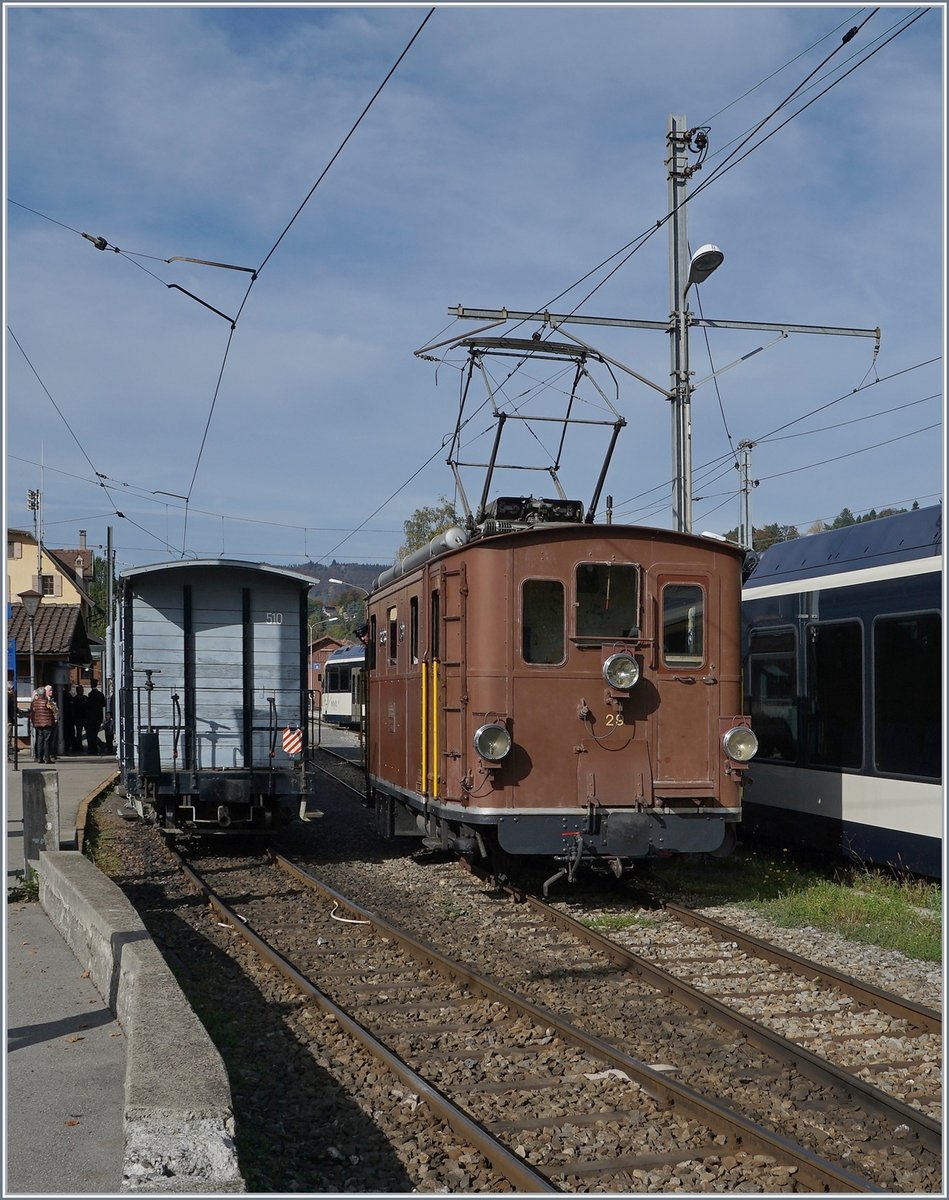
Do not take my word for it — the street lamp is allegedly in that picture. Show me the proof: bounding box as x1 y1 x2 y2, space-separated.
686 244 724 292
669 115 727 535
308 616 339 680
328 578 369 596
18 588 43 696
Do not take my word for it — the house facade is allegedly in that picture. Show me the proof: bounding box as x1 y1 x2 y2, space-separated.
7 529 101 751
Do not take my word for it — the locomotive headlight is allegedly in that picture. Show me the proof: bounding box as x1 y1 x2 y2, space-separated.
473 722 512 762
723 725 758 763
602 652 640 690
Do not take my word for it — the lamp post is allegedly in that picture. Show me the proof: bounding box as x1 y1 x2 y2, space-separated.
668 116 724 534
329 580 369 641
328 578 369 597
307 615 338 739
18 589 43 697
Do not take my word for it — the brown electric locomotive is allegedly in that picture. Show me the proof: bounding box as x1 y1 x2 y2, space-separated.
364 333 757 885
366 508 756 884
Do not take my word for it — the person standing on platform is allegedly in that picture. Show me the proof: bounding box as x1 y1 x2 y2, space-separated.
28 687 57 764
63 685 74 751
44 685 60 761
71 685 87 753
103 688 115 755
7 682 24 757
84 681 107 754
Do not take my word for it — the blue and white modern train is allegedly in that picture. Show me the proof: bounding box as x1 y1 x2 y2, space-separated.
742 506 943 878
321 643 365 729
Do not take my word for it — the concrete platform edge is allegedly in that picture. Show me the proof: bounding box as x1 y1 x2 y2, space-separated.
38 850 246 1193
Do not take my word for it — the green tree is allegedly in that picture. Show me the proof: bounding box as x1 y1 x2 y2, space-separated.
85 556 110 641
307 599 359 646
722 523 799 552
829 507 857 529
398 496 459 558
805 505 911 535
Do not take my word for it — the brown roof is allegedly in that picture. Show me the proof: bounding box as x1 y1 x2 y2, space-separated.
309 634 346 652
7 604 93 664
48 546 95 579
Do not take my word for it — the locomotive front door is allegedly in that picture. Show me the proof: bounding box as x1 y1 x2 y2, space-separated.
653 574 715 798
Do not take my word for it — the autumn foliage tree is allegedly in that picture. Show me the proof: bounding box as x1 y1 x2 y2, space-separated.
398 496 460 558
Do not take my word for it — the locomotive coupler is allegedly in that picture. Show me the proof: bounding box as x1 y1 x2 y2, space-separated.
543 832 588 896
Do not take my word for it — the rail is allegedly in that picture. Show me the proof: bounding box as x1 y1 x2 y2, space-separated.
525 892 941 1152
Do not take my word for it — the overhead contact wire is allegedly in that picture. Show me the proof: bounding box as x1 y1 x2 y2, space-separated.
181 7 436 537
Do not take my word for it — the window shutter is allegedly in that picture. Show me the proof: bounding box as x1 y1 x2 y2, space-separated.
32 574 40 592
54 574 63 597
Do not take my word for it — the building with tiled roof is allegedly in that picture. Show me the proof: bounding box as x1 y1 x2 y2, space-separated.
6 529 101 712
7 604 92 667
7 528 96 611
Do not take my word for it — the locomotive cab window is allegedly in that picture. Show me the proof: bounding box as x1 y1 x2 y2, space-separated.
662 583 705 666
575 562 639 639
387 607 398 667
522 579 565 664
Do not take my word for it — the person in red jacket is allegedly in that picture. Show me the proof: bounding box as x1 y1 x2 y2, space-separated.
28 687 58 764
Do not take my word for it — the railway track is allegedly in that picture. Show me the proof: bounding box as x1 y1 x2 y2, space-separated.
163 816 940 1200
171 842 889 1193
85 742 941 1191
306 745 941 1166
617 901 940 1115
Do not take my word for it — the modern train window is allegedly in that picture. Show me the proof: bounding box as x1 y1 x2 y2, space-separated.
575 562 639 638
387 607 398 667
806 621 863 769
327 665 349 691
873 612 941 779
522 579 565 664
662 583 704 666
747 628 798 761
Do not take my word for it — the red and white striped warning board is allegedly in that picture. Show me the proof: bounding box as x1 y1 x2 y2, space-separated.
282 727 303 755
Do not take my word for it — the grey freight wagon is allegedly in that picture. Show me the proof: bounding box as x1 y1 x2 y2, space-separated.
118 559 314 830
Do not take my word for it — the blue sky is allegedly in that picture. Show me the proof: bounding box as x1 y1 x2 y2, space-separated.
4 4 945 574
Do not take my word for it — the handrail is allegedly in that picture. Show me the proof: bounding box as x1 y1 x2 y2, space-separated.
420 661 428 795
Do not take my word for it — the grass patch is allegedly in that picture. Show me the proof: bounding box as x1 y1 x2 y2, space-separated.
585 912 663 934
642 847 942 963
7 871 39 904
82 794 124 875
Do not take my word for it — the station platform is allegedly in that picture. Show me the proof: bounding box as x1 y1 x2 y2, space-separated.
5 751 126 1194
4 732 357 1193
